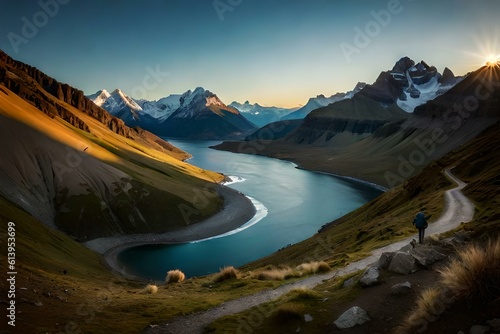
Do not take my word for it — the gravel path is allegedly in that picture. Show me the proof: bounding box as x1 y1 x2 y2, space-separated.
145 169 474 334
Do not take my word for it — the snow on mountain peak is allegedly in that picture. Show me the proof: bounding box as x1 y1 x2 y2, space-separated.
91 89 111 107
112 89 143 112
205 94 227 108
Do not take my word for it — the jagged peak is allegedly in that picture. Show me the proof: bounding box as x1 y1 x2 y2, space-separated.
392 56 415 73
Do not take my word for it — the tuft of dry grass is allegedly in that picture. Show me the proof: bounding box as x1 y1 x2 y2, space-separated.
214 266 239 283
254 261 331 281
406 287 442 326
439 239 500 302
140 284 158 294
287 287 322 301
275 302 306 320
403 239 500 332
165 269 185 284
255 268 291 281
296 261 331 275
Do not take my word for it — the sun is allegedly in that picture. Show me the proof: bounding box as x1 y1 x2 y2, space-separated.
485 54 500 66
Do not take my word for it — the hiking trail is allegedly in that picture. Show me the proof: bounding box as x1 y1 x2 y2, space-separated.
146 169 474 334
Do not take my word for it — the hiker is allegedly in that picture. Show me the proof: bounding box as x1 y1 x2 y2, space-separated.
413 211 431 244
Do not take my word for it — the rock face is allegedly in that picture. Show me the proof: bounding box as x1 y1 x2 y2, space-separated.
0 51 131 138
359 267 380 287
334 306 370 329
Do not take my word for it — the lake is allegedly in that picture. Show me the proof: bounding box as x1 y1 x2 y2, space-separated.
117 140 382 279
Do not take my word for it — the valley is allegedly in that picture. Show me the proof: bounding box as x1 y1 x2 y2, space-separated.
0 14 499 333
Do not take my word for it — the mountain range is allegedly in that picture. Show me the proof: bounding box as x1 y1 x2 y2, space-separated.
215 57 497 188
229 101 297 127
89 87 257 140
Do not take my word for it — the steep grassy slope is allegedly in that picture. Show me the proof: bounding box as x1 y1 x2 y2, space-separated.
0 50 226 240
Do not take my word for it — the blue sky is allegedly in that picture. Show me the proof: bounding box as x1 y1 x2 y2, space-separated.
1 0 499 107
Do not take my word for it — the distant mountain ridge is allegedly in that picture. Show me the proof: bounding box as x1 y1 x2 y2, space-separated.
89 87 257 140
229 101 297 127
283 82 367 120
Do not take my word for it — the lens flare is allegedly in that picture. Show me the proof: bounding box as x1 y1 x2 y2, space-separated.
485 54 500 66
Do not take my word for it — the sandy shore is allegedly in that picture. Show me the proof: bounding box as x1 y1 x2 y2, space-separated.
85 185 256 280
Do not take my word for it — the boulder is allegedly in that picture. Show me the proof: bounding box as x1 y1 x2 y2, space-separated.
409 246 447 266
377 252 396 269
359 267 380 287
388 252 418 275
390 281 412 295
334 306 370 329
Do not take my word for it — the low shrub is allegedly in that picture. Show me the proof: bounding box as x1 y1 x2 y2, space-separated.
140 284 158 294
406 287 442 326
439 239 500 302
214 266 239 283
296 261 330 275
166 269 185 284
255 269 289 281
287 287 321 301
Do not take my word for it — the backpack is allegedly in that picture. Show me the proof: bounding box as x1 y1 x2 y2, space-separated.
413 212 428 229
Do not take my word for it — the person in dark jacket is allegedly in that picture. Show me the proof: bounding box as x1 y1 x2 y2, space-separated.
413 211 431 244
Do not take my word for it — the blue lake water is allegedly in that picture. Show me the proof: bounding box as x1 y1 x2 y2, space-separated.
117 140 382 280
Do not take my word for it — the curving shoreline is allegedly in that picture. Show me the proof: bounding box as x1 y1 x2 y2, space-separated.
90 161 386 281
85 185 257 280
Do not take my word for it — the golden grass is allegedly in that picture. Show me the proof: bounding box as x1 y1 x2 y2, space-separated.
254 268 294 281
213 266 239 283
296 261 331 275
253 261 331 281
275 302 306 320
439 239 500 302
287 287 322 301
406 287 442 325
141 284 159 294
166 270 186 284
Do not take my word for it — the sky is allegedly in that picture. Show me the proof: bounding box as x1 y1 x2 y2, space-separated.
0 0 499 108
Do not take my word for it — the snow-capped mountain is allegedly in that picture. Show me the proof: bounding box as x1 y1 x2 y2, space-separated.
88 87 256 140
386 57 463 112
136 94 183 122
282 82 367 120
229 101 297 127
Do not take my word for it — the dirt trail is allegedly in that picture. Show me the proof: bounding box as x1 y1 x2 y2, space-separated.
145 169 474 334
